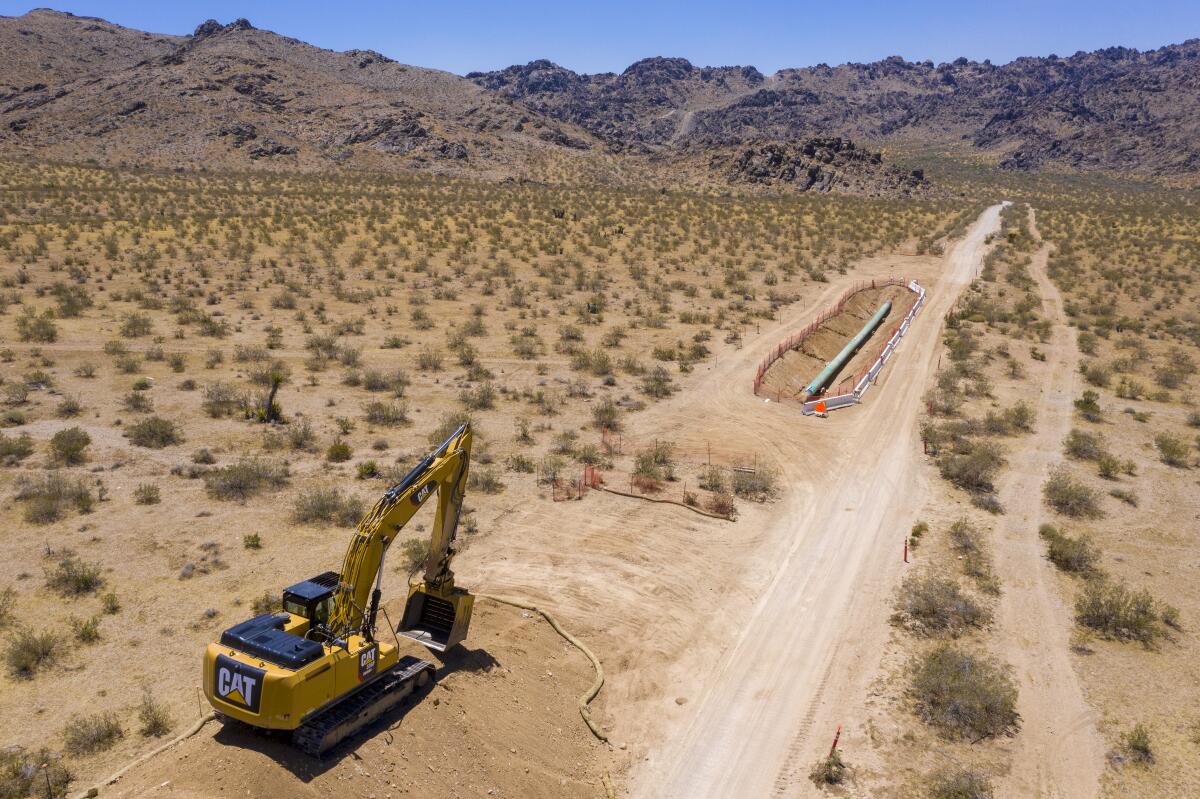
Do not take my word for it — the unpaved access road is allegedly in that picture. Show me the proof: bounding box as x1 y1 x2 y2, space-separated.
631 204 1005 798
990 216 1103 799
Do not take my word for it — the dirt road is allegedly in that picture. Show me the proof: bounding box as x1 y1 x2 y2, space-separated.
989 217 1104 798
631 204 1005 798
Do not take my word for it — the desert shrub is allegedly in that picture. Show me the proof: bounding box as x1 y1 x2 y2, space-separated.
937 439 1004 493
139 691 173 738
927 768 994 799
910 644 1019 740
120 312 153 337
251 591 277 615
133 483 161 505
56 394 83 418
400 538 430 575
1043 467 1102 518
1063 429 1107 461
0 431 34 464
808 750 847 787
948 519 997 592
507 453 535 473
641 365 675 398
1154 432 1190 467
592 396 620 430
45 556 103 596
192 448 216 464
1080 361 1110 388
63 712 123 755
326 439 353 462
416 347 443 371
126 416 183 448
364 400 410 427
468 467 505 494
14 473 94 523
203 459 289 500
201 382 244 417
698 465 727 493
101 592 120 615
893 574 990 637
49 426 90 465
730 466 778 501
71 615 101 644
15 307 57 342
0 747 72 797
459 382 496 411
1109 487 1138 507
286 419 316 451
1121 723 1154 765
356 460 379 480
242 533 262 549
1073 390 1103 422
4 627 58 678
0 587 12 629
427 411 474 446
292 487 364 527
1075 579 1167 644
1038 524 1100 573
706 492 736 519
122 390 152 412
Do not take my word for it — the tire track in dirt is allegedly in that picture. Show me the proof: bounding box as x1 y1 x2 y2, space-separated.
631 205 1005 799
989 213 1104 798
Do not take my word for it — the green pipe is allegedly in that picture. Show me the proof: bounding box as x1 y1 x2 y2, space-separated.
805 300 892 395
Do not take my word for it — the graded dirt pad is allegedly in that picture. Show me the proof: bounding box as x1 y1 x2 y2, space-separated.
96 599 604 798
757 283 916 400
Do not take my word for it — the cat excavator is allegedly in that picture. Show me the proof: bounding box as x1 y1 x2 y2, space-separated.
202 424 475 755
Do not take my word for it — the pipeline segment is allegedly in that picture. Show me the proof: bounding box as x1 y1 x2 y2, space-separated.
804 300 892 395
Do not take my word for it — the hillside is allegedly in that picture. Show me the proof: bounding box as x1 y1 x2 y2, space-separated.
474 42 1200 182
0 9 608 181
0 10 923 195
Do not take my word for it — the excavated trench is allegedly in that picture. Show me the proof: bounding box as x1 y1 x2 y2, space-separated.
758 284 916 401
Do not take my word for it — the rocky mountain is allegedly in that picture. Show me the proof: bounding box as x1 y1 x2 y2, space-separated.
474 43 1200 182
5 9 1193 189
0 9 605 180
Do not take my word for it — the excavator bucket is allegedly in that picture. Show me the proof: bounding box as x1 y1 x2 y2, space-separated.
398 583 473 652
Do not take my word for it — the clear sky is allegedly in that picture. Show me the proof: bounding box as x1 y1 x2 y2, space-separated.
3 1 1198 76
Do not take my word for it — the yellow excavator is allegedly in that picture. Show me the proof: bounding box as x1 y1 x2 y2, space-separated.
203 423 475 755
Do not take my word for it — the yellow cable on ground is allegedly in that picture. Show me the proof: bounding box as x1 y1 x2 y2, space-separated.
73 712 215 798
479 593 608 743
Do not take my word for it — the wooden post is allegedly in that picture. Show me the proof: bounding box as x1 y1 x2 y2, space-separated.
904 539 909 563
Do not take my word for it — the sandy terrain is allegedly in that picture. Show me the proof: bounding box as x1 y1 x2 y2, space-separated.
629 205 1003 797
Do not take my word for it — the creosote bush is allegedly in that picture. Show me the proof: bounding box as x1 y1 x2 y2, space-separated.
1043 466 1103 518
203 458 289 500
910 644 1019 740
0 747 72 797
927 768 994 799
808 750 848 787
1075 578 1170 644
292 487 364 527
63 712 123 755
1038 524 1100 573
893 574 990 637
45 556 104 596
14 473 94 524
4 627 58 679
49 426 90 465
126 416 183 448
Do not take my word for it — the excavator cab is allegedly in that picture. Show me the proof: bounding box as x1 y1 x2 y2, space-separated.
398 583 473 652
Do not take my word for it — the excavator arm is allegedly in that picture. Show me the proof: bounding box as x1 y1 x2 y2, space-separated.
325 423 473 651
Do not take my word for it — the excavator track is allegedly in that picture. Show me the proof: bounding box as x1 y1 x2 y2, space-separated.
292 655 435 756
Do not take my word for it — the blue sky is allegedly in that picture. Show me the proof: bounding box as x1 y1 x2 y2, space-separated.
4 1 1198 75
